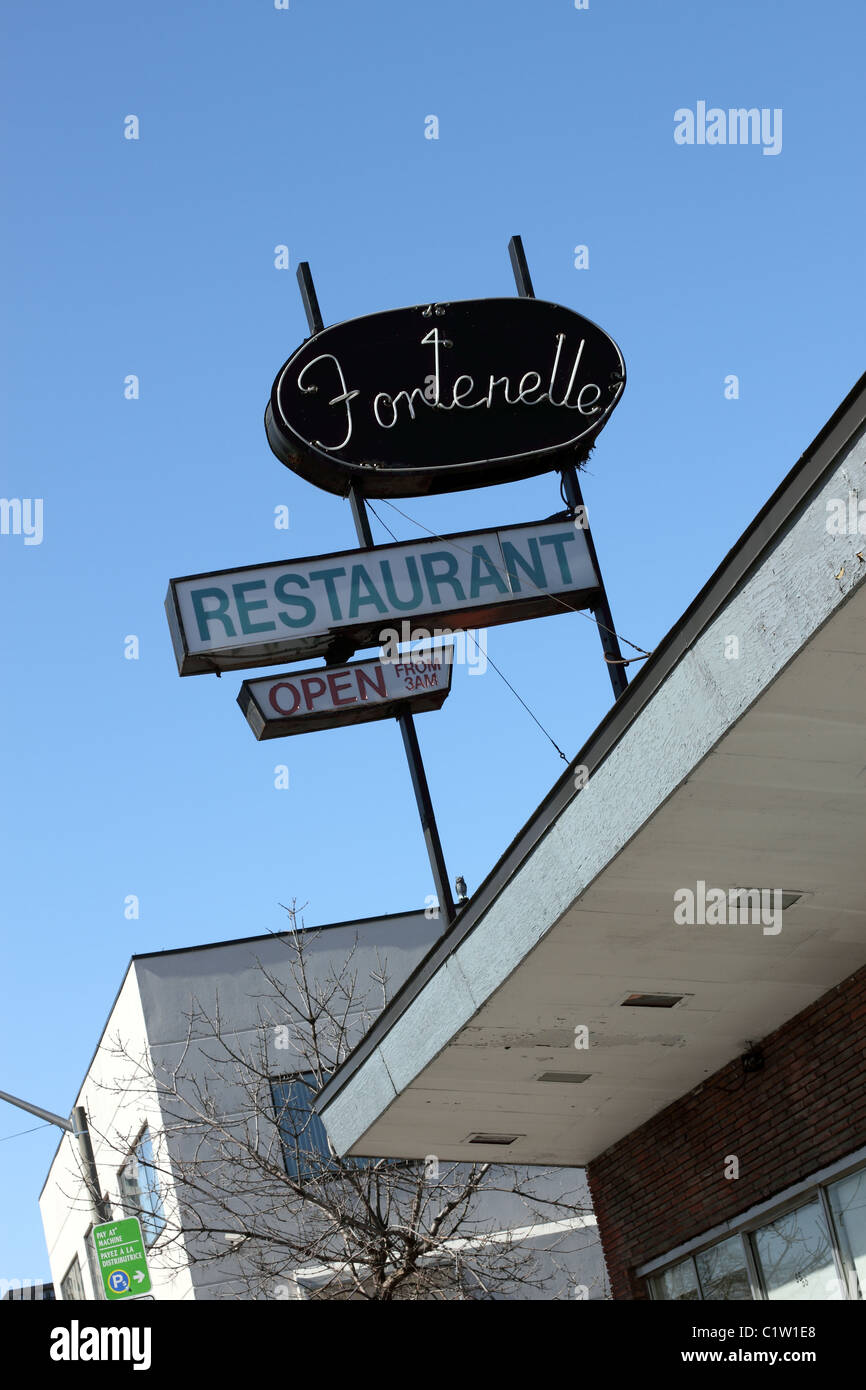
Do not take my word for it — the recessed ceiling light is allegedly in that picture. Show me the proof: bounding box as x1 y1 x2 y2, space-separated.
536 1072 591 1084
732 889 802 910
465 1132 521 1146
622 992 685 1008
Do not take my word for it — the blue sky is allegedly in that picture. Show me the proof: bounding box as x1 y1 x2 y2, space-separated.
1 0 863 1281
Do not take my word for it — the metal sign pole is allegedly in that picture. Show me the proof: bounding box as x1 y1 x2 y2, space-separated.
507 236 629 701
295 263 456 925
73 1104 112 1223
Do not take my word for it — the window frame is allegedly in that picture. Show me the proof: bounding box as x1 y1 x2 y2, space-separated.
117 1124 166 1249
821 1170 866 1300
270 1073 421 1184
60 1254 86 1302
647 1156 866 1301
270 1072 336 1181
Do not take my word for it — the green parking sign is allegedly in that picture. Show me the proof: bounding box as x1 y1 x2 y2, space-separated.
91 1217 152 1300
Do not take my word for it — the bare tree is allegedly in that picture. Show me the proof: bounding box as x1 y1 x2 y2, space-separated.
77 905 603 1301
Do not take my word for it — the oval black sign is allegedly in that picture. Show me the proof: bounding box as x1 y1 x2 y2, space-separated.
265 297 625 498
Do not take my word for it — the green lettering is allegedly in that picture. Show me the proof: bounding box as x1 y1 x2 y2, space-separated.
274 573 316 628
348 564 388 619
421 551 466 607
539 531 578 585
232 579 276 635
309 567 346 621
191 587 235 642
501 538 545 593
379 556 423 611
469 544 509 599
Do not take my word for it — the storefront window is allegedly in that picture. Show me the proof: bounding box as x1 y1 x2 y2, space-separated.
652 1256 700 1300
695 1234 752 1300
648 1156 866 1300
828 1170 866 1299
751 1200 842 1300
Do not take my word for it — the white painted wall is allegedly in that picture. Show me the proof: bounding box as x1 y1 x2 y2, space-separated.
39 965 195 1301
41 915 440 1300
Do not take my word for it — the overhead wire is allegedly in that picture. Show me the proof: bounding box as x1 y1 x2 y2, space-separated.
0 1120 54 1143
378 498 652 661
364 502 572 760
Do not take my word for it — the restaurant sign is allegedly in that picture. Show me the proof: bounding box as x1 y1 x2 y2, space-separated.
238 649 453 739
166 517 599 676
265 297 625 498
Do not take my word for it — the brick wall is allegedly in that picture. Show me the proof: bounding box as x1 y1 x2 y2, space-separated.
586 963 866 1299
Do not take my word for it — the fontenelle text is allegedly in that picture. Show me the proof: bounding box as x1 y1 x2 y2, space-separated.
295 328 603 452
264 297 626 498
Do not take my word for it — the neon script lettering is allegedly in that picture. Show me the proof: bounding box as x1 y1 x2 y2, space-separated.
297 330 603 453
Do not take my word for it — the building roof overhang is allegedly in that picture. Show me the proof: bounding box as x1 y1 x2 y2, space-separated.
315 373 866 1167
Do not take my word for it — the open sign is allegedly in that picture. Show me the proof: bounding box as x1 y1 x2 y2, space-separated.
237 650 454 739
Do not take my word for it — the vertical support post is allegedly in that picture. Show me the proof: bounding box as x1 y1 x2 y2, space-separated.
507 234 629 701
296 262 324 335
507 235 535 298
296 266 456 925
559 466 628 700
348 484 455 926
348 484 374 548
397 709 456 925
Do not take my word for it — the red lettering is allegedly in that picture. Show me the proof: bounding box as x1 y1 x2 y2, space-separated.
268 681 301 715
300 675 327 710
357 666 387 702
327 671 357 707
